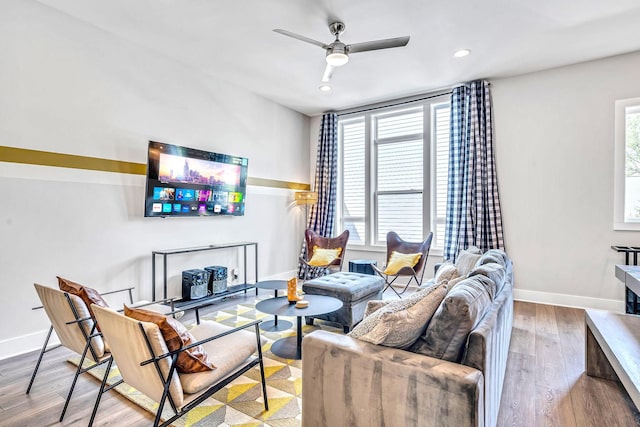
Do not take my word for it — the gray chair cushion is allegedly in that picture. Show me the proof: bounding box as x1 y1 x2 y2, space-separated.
410 276 492 362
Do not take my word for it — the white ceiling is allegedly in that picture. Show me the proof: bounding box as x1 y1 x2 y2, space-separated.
37 0 640 116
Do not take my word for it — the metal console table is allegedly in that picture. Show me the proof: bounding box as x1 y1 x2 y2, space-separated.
152 242 258 301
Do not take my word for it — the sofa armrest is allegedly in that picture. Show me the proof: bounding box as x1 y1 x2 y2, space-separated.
302 330 484 427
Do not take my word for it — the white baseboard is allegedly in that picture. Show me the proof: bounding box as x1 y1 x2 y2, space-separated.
0 329 59 362
513 288 624 312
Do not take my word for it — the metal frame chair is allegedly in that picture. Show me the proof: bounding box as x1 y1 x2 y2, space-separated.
299 229 350 279
90 305 269 427
27 283 112 422
372 231 433 298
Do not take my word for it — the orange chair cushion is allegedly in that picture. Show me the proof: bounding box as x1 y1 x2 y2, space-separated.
124 305 216 373
308 247 342 266
383 251 422 275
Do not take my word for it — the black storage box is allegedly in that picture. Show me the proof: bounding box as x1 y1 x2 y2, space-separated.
182 269 210 300
204 265 228 294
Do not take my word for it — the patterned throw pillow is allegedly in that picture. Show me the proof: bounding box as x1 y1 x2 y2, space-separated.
383 251 422 275
308 247 342 266
124 305 216 373
57 276 109 322
348 283 448 349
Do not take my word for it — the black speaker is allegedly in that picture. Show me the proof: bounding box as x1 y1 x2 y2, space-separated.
182 269 210 300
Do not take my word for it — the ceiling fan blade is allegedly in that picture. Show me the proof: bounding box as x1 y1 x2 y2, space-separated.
322 63 334 83
273 29 327 49
348 36 410 54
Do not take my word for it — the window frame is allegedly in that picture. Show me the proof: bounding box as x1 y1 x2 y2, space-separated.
614 96 640 230
337 94 450 254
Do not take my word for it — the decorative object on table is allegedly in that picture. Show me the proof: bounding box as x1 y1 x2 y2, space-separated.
296 300 309 309
348 259 378 275
287 277 302 304
371 231 433 298
204 265 228 294
181 269 210 300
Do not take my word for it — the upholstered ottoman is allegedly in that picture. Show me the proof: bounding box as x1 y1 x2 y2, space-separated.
302 272 384 333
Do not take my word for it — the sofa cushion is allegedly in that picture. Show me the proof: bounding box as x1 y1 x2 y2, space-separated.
476 249 508 268
469 262 506 296
348 283 447 349
410 276 492 362
454 247 483 276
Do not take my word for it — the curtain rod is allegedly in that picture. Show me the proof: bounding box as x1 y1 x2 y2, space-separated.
334 89 452 117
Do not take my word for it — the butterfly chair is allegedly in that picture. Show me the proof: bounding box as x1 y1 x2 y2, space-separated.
27 283 112 422
89 305 269 427
299 229 350 279
372 231 433 298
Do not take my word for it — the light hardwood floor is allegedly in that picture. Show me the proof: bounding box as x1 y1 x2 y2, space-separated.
1 294 639 426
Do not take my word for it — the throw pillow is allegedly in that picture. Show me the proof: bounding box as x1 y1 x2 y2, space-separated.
348 283 448 349
383 251 422 275
308 247 342 266
410 276 492 362
57 276 109 321
434 262 459 285
124 305 216 373
364 299 391 317
454 247 483 276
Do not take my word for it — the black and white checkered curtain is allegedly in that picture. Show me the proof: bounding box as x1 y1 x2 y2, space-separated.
443 81 504 261
297 113 338 279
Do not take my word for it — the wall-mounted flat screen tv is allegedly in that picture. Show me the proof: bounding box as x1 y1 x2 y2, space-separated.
144 141 248 217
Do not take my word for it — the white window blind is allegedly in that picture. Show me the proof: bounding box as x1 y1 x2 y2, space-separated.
341 118 366 244
375 108 424 243
338 95 451 251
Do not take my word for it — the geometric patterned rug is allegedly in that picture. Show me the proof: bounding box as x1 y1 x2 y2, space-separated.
71 299 343 427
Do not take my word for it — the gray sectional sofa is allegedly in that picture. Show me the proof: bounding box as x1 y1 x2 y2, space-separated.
301 249 513 427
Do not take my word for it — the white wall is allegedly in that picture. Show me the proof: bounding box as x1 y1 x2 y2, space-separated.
493 50 640 310
0 0 310 359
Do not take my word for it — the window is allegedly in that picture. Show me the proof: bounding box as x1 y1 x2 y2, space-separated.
339 96 451 252
614 97 640 230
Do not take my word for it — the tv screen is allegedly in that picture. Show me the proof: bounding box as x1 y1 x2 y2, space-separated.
144 141 248 217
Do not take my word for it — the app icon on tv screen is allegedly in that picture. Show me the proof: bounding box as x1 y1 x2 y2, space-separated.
162 203 172 213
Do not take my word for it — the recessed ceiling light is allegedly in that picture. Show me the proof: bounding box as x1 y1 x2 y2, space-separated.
453 49 471 58
319 84 332 92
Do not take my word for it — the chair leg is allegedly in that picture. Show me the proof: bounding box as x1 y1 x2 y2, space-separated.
60 341 91 421
88 357 113 427
26 325 53 394
255 324 269 411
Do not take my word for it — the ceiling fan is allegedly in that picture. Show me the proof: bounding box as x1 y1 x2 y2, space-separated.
273 21 410 84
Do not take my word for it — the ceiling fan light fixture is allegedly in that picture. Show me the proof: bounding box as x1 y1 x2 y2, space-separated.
319 84 332 92
326 45 349 66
